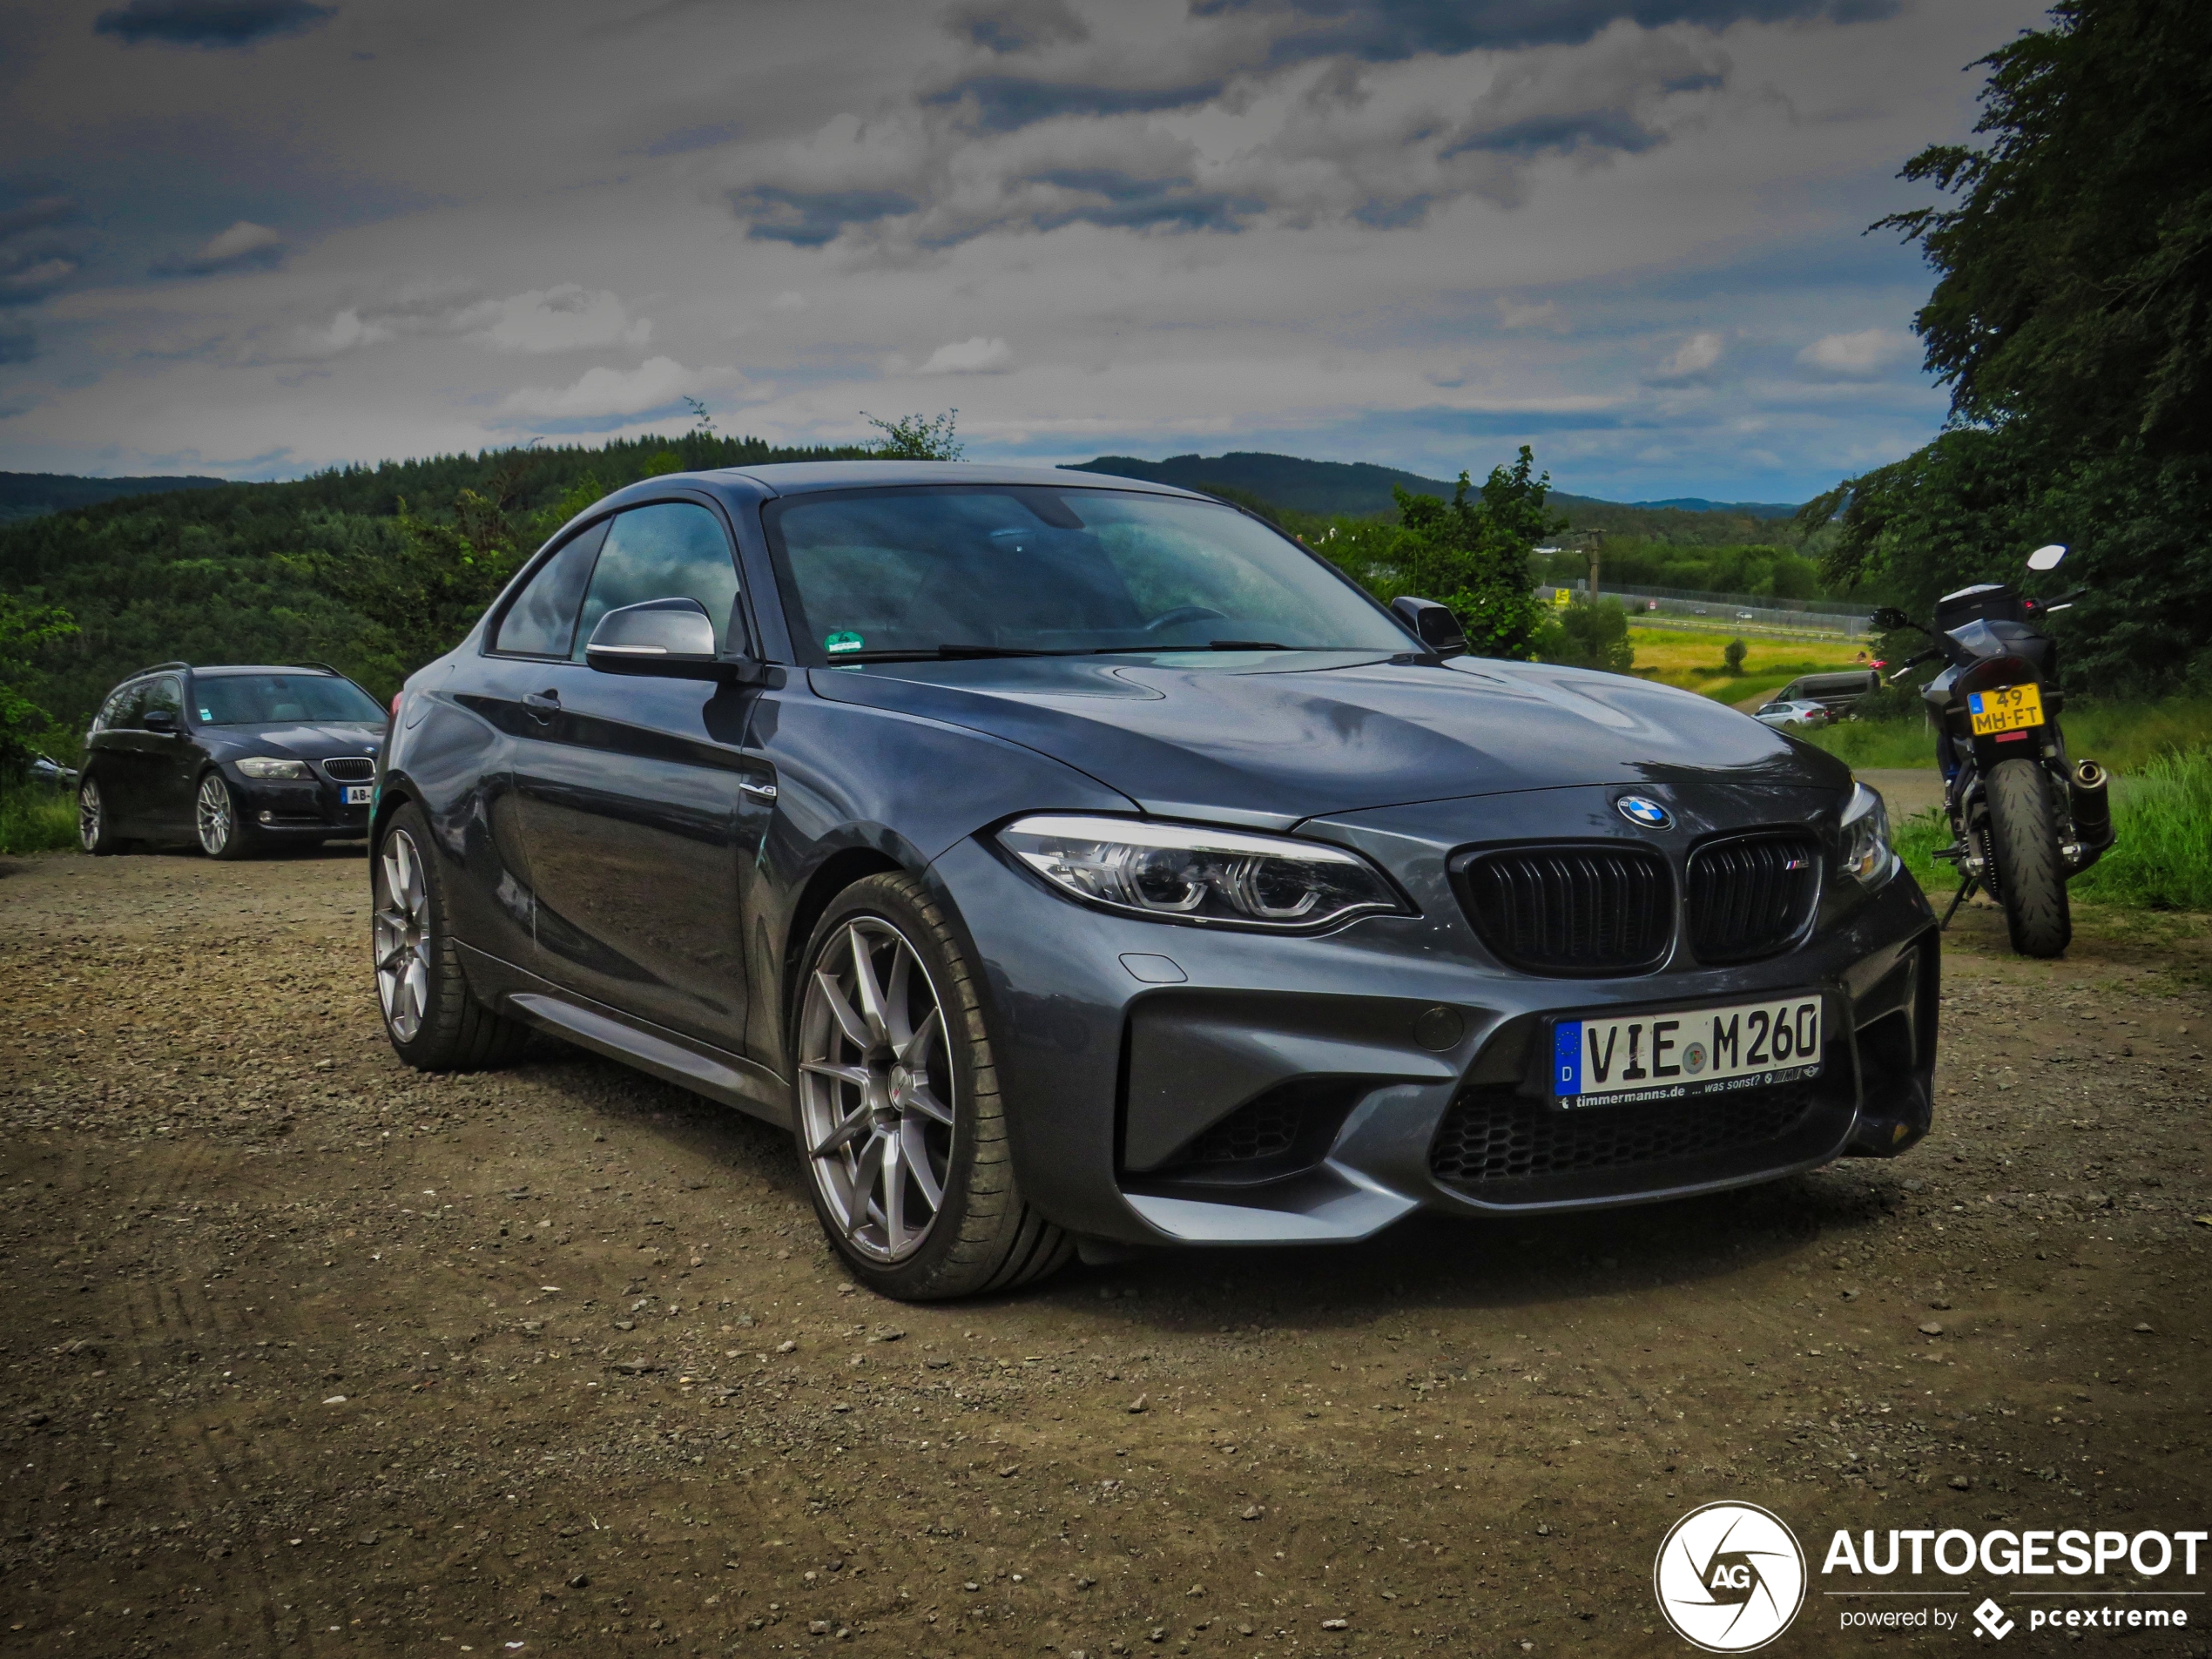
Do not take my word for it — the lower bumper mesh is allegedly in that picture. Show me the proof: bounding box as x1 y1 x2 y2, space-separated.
1430 1080 1823 1193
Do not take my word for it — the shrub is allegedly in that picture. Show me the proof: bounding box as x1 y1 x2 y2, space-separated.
1723 637 1748 675
0 782 77 855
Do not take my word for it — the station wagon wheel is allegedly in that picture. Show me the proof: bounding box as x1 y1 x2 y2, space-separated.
196 771 253 860
371 801 528 1070
78 776 129 856
792 873 1071 1300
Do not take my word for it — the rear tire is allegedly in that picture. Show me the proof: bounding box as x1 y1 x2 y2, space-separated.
78 777 132 856
1985 757 2071 958
791 872 1073 1301
373 800 529 1070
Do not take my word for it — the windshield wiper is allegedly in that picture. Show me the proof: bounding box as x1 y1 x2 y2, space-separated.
830 645 1062 662
1086 639 1305 654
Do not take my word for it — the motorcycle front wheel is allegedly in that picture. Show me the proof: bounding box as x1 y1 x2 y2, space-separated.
1985 756 2072 958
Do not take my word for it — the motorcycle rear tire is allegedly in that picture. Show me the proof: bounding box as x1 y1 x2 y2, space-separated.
1985 756 2071 958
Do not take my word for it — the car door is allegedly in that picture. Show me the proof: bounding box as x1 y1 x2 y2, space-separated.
441 516 616 972
138 674 197 833
95 679 156 828
509 498 769 1054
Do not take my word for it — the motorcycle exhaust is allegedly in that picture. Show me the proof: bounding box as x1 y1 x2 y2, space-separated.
2068 758 2114 851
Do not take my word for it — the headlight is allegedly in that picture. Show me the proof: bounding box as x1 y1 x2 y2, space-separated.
236 757 314 779
1838 780 1895 887
996 814 1408 932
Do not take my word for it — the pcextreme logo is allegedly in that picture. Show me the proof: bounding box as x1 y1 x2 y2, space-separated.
1655 1502 1809 1652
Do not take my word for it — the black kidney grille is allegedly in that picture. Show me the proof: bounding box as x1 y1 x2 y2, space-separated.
320 757 375 782
1688 832 1821 963
1430 1081 1819 1191
1459 846 1670 974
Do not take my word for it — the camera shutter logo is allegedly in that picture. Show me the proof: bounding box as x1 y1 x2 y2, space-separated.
1974 1599 2014 1641
1653 1502 1806 1652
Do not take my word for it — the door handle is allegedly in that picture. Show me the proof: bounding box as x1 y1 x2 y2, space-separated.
738 777 779 801
522 690 561 722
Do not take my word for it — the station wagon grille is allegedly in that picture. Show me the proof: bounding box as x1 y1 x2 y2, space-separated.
1686 832 1821 963
320 757 375 782
1429 1079 1820 1191
1455 846 1670 975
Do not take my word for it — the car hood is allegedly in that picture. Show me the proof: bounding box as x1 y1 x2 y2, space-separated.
212 722 384 759
809 650 1850 826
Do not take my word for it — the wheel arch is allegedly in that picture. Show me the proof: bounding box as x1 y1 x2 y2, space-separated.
779 845 908 1036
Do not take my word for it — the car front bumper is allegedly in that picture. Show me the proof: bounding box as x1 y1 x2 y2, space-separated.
231 773 374 840
930 787 1939 1249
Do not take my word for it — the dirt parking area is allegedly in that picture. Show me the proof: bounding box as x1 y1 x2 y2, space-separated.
3 849 2209 1657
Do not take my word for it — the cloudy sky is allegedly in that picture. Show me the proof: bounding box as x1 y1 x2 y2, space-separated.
1 0 2047 502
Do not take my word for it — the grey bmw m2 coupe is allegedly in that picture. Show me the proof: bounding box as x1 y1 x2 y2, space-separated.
372 462 1937 1299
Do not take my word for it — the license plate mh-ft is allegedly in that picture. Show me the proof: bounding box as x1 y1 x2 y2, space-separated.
1968 683 2042 736
1551 995 1822 1109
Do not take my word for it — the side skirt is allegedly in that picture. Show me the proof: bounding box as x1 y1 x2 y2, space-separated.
455 941 792 1129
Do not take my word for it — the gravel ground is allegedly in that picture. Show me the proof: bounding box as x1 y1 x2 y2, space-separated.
3 846 2208 1657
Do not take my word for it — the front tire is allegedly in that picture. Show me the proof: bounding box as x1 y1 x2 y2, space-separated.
1985 757 2071 958
373 801 528 1069
78 777 132 856
792 873 1072 1301
195 771 256 860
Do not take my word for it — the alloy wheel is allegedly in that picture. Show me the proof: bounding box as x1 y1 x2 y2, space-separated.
373 826 435 1043
78 779 103 852
797 918 955 1264
195 773 234 856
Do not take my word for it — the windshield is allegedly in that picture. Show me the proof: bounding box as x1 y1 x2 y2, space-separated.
765 486 1412 662
193 674 384 726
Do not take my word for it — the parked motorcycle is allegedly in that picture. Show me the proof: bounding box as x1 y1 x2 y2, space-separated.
1873 543 2113 958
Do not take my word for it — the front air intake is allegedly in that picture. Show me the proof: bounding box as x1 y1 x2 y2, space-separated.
1453 845 1671 975
1686 832 1820 963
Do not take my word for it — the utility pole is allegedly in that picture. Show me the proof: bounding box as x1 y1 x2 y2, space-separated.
1586 530 1603 602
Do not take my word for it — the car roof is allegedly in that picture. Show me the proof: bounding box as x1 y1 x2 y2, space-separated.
187 664 344 678
704 461 1209 499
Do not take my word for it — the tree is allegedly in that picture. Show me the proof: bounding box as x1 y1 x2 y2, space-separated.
863 409 965 461
1723 637 1748 676
1390 446 1563 660
1534 597 1635 672
1806 0 2212 696
0 593 78 773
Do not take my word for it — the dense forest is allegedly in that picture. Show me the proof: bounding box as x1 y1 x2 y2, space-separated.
1806 0 2212 698
0 431 1803 762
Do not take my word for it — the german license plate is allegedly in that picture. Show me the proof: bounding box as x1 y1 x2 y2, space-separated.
1551 995 1823 1109
1967 683 2042 737
342 785 373 806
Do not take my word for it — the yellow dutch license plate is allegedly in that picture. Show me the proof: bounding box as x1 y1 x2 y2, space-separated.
1968 683 2042 736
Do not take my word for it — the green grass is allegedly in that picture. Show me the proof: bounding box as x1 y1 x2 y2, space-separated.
2074 747 2212 910
0 784 78 855
1806 695 2212 772
1626 625 1869 706
1892 748 2212 913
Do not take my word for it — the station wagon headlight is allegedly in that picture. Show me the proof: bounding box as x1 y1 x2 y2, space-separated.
1838 781 1895 887
997 814 1407 931
236 757 314 779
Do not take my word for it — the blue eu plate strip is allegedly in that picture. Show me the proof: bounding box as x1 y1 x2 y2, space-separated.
1553 1021 1581 1095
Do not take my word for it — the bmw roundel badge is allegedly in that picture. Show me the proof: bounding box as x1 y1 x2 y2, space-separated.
1615 795 1672 830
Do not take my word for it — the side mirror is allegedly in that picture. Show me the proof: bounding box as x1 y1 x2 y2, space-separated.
586 597 760 683
142 707 179 734
1390 596 1467 657
2026 543 2067 571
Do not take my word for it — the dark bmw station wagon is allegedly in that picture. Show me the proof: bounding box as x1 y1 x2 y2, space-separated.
78 662 388 859
371 462 1940 1302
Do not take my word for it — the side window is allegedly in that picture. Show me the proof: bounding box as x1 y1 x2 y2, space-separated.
144 676 184 724
494 520 610 658
96 685 134 732
112 681 152 730
572 502 741 661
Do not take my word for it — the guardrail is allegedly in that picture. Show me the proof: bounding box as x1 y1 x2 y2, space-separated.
1541 583 1873 635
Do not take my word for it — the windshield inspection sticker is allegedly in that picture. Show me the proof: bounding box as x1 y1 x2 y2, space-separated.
825 631 864 654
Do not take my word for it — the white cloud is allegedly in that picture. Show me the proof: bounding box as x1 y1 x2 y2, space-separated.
456 284 652 353
1648 330 1724 384
311 307 393 354
916 335 1013 374
1797 326 1915 377
199 221 282 263
1496 296 1562 330
497 355 738 419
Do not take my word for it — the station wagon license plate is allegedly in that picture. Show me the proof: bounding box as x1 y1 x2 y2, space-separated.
1967 682 2042 737
1551 995 1822 1109
342 785 373 806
